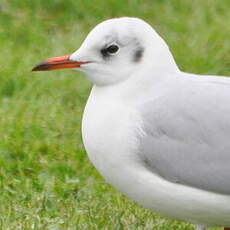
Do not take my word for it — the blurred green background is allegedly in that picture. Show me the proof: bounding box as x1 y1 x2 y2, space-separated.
0 0 229 229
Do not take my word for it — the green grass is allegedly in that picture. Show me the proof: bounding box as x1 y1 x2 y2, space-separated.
0 0 229 229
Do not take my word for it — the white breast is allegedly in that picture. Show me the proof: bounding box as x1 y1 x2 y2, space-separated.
82 86 142 187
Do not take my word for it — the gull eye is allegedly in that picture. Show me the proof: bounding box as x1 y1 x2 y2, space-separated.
101 44 119 57
106 44 119 54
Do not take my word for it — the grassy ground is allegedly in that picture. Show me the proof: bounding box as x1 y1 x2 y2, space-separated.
0 0 229 229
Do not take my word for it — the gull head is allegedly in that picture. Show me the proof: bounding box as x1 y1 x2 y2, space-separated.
33 17 176 86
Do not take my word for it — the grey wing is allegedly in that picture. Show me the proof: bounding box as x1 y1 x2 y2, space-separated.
138 78 230 195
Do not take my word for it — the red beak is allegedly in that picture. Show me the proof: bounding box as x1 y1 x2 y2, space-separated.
32 55 89 71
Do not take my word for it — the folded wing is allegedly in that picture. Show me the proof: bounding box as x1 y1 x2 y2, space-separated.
139 74 230 194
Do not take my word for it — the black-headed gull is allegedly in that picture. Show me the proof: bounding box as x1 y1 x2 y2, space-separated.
33 17 230 230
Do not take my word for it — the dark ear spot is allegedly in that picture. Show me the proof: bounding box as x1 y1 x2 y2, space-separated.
133 47 144 62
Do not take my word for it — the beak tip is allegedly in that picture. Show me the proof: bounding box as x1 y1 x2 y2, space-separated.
32 66 41 72
32 61 50 71
31 67 37 71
